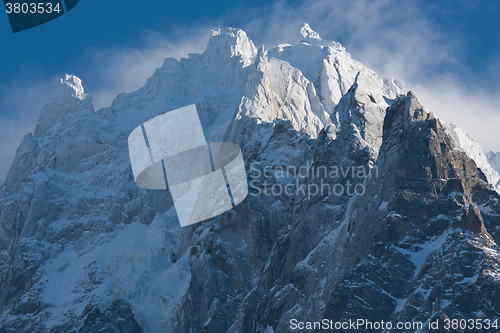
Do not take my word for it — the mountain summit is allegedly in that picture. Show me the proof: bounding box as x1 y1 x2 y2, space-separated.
1 25 500 333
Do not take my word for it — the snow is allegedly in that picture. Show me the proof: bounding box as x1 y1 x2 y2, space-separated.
441 299 452 309
395 298 406 312
300 23 344 50
457 274 479 285
452 123 500 193
38 210 189 331
378 200 389 211
487 151 500 177
477 202 499 216
52 74 88 102
204 28 257 68
398 229 451 277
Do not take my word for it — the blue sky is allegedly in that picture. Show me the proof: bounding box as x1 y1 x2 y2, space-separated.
1 0 500 181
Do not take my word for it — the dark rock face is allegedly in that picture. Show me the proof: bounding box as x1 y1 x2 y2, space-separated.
75 299 144 333
0 299 142 333
320 92 500 332
174 92 500 333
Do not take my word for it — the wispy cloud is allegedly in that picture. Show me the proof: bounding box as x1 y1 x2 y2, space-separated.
81 28 210 110
237 0 458 80
412 77 500 153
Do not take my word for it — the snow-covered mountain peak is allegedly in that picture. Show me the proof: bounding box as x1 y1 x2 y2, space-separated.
34 74 93 137
268 24 402 113
51 74 90 104
299 23 343 51
300 23 320 41
204 27 257 68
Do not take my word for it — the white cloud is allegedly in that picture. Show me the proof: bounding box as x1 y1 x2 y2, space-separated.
238 0 458 80
411 78 500 153
81 28 210 110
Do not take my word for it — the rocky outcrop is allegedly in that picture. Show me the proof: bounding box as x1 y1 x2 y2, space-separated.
320 92 500 332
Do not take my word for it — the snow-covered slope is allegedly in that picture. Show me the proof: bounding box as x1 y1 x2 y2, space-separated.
1 24 500 333
452 124 500 193
269 23 403 112
487 151 500 176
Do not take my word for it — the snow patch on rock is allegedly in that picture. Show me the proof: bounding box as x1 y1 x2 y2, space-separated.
452 124 500 193
487 151 500 178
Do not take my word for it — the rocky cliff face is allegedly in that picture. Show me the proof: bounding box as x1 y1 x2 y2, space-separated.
321 93 500 332
1 25 500 333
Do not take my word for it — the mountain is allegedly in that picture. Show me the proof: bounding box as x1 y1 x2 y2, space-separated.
1 25 500 333
487 151 500 178
452 126 500 193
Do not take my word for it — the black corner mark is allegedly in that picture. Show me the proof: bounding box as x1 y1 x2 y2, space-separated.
64 0 78 12
4 0 79 33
